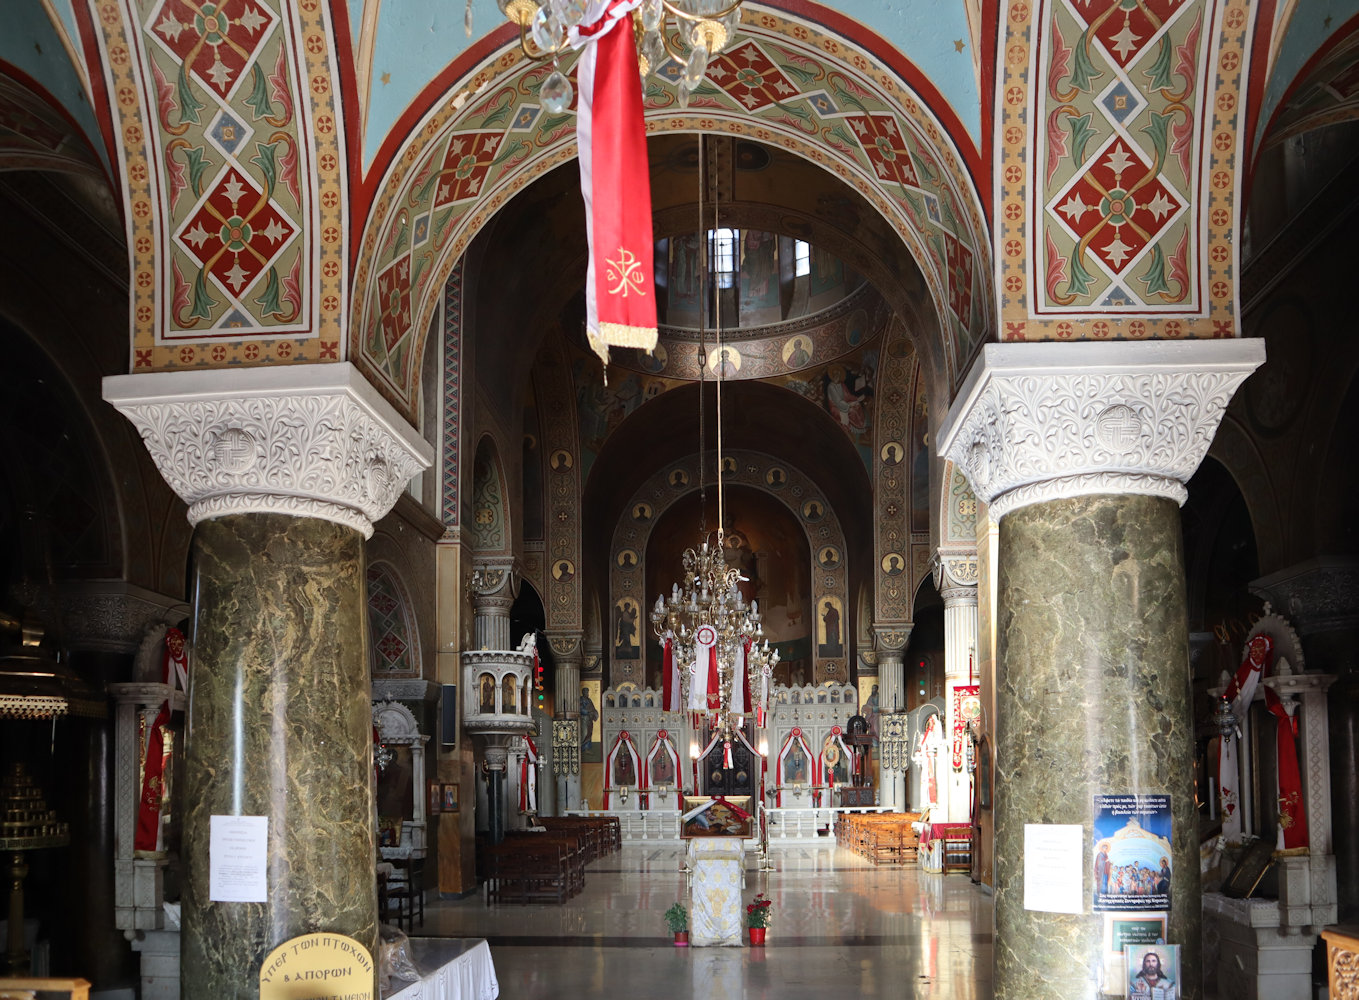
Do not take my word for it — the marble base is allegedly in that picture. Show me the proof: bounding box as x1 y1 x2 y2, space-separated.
1202 893 1317 1000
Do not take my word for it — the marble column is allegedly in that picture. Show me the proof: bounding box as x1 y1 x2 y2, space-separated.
104 364 432 999
940 340 1263 1000
937 554 979 824
875 626 910 811
548 632 584 811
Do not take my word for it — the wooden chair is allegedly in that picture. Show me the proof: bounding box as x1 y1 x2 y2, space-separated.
386 857 425 931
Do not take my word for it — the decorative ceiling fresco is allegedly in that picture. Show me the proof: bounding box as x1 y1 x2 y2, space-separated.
572 285 893 479
346 0 985 170
999 0 1264 341
78 0 349 369
351 9 992 424
1256 18 1359 149
0 73 104 175
1250 1 1359 154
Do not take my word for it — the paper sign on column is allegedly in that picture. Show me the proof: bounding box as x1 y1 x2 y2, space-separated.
1024 823 1084 913
210 815 268 902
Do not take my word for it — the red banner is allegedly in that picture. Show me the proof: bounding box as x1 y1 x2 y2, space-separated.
951 685 980 771
575 0 657 365
135 628 187 854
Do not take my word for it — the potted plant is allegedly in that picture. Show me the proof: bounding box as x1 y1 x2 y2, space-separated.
745 893 772 945
664 902 689 946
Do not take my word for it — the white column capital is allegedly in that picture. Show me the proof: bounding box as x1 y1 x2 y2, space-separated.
103 363 434 538
938 340 1264 520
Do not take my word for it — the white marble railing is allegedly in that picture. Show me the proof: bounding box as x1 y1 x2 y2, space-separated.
766 806 891 842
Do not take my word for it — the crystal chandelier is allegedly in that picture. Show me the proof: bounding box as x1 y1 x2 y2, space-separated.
648 134 777 750
488 0 744 111
651 537 779 742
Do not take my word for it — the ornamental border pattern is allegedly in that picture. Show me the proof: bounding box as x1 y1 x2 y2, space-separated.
87 0 346 368
350 9 993 422
996 0 1251 340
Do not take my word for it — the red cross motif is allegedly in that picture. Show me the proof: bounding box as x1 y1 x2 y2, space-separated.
376 255 412 353
149 0 276 101
1053 140 1183 275
177 168 295 297
433 132 503 208
846 113 920 189
706 41 799 112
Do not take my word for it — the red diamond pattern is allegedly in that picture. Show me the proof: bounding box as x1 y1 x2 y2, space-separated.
377 631 408 663
433 132 503 207
149 0 275 101
706 41 799 112
846 114 920 189
368 590 398 616
943 231 974 329
1053 140 1183 275
1080 0 1182 69
376 255 412 353
178 168 295 297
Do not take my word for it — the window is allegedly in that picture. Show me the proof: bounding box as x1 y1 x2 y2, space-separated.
709 228 737 289
795 239 810 277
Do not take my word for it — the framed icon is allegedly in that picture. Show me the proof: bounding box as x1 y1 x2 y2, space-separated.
442 783 459 813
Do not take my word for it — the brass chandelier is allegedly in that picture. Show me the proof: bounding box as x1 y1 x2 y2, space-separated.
489 0 744 111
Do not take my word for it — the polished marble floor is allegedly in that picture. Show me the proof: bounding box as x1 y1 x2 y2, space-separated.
414 845 994 999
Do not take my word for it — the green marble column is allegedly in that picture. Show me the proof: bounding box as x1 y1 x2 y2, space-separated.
181 513 376 998
994 494 1200 1000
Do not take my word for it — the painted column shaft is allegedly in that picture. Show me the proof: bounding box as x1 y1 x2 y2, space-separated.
555 653 582 810
994 494 1200 1000
878 652 905 810
943 587 979 823
181 514 377 998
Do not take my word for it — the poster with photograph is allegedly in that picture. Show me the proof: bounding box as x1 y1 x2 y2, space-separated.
1125 943 1179 998
1093 794 1172 911
1100 913 1167 994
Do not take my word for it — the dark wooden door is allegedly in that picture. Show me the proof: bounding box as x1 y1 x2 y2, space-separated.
701 722 756 797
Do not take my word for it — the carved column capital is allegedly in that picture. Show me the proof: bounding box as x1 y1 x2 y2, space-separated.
59 581 187 654
939 341 1264 521
933 548 979 603
874 625 913 654
103 363 434 538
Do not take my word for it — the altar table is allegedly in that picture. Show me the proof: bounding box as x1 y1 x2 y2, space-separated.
386 938 499 1000
687 839 745 946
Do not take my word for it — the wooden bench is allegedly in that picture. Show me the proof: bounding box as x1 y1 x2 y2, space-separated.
836 812 921 865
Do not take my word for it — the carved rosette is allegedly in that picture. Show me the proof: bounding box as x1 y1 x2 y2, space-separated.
103 364 433 538
939 341 1265 520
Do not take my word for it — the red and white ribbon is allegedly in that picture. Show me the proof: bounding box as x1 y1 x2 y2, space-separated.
690 624 717 710
519 735 539 813
662 632 682 712
572 0 657 365
135 628 188 854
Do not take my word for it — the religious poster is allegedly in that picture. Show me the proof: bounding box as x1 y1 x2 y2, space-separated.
1100 913 1167 995
579 680 601 763
1093 794 1172 911
1125 943 1180 999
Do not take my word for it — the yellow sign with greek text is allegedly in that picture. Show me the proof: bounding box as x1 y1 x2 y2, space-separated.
259 932 374 1000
